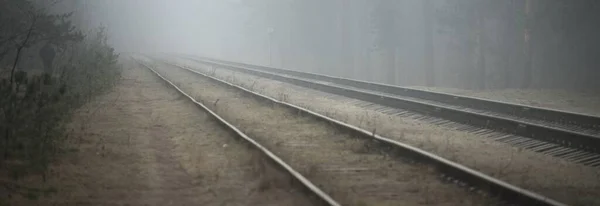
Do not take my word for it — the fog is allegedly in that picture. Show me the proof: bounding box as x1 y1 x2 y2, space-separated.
61 0 600 90
73 0 221 54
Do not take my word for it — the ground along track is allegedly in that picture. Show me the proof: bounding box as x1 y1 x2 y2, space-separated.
139 56 568 206
176 55 600 167
130 56 338 206
158 56 600 206
186 55 600 133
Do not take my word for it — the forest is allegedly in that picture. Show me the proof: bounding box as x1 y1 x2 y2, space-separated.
233 0 600 91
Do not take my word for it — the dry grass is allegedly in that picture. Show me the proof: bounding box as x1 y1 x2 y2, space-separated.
5 59 313 206
170 57 600 206
153 61 501 206
410 86 600 116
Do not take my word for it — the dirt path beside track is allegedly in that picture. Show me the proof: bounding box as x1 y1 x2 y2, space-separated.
7 58 315 206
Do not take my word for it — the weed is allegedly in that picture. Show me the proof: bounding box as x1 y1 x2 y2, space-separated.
0 23 121 199
210 66 216 76
277 90 289 102
250 79 259 90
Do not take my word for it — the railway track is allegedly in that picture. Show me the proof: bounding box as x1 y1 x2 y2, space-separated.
138 55 567 206
131 56 340 206
176 55 600 167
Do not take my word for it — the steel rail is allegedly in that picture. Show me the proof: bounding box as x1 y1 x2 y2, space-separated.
189 55 600 130
132 57 341 206
153 57 567 206
179 55 600 156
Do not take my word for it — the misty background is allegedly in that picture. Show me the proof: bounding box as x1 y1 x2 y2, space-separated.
21 0 600 90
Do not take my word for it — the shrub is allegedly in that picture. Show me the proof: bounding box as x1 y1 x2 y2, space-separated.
0 0 121 200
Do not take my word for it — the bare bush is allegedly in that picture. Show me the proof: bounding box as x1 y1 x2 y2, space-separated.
0 1 121 201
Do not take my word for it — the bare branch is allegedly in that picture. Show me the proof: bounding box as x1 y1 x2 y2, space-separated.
9 16 37 91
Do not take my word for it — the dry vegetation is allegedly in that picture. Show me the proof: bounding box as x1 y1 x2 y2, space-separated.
410 86 600 116
0 26 121 203
171 57 600 206
151 60 502 206
7 59 316 205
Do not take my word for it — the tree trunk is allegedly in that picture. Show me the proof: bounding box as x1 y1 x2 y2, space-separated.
501 49 511 89
384 48 396 85
338 0 349 78
423 0 435 87
473 11 486 90
476 44 486 90
522 36 533 89
521 0 533 88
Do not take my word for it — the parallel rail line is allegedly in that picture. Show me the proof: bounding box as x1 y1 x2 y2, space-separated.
132 57 341 206
149 56 566 206
187 56 600 131
177 55 600 166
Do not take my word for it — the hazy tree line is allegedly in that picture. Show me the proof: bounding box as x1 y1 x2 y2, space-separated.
235 0 600 91
1 0 120 199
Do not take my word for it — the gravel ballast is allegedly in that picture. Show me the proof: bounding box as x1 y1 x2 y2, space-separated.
410 86 600 117
151 61 501 206
169 57 600 206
